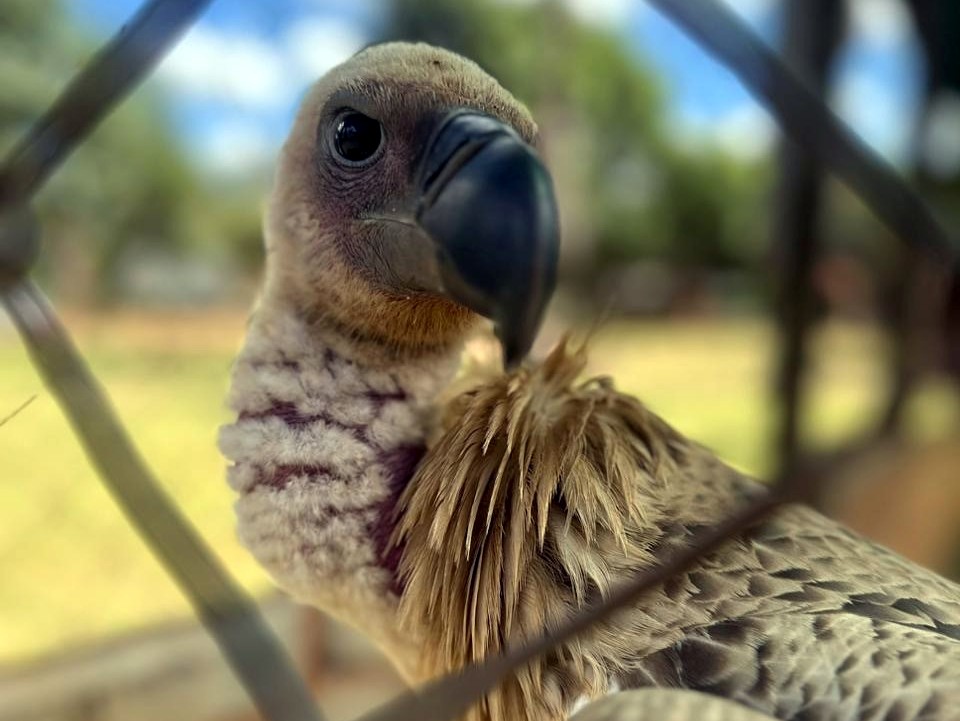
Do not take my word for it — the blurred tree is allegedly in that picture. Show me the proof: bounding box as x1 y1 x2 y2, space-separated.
0 0 201 305
380 0 771 313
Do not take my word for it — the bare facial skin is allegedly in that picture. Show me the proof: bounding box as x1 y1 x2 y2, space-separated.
263 42 540 361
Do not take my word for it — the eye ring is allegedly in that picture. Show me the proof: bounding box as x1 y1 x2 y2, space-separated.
329 110 384 167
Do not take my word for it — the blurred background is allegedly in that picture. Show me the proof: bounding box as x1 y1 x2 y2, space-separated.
2 0 960 719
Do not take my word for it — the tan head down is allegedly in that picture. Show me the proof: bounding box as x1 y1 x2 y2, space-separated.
264 42 538 360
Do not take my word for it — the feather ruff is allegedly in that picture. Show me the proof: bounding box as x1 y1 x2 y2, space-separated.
394 340 685 720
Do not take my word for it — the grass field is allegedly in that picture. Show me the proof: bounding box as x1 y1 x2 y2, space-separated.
0 308 956 665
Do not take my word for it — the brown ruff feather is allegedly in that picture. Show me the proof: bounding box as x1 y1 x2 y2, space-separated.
394 340 685 720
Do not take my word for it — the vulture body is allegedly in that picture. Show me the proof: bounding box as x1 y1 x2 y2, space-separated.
220 42 960 721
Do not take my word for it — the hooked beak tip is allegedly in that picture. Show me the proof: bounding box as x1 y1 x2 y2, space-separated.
415 111 560 367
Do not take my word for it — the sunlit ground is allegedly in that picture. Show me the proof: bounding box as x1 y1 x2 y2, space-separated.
0 309 957 664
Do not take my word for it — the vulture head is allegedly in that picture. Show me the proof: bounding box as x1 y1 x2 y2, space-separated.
265 42 560 365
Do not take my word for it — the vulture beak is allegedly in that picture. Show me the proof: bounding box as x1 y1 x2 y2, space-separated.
414 111 559 368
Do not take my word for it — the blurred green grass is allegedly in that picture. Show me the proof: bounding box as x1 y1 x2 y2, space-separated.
0 311 956 664
0 309 271 665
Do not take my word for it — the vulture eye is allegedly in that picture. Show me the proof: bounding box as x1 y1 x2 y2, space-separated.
333 111 383 164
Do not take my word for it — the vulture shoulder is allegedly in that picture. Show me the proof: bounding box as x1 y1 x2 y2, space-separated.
393 341 960 721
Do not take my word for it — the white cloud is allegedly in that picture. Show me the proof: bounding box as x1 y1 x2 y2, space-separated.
564 0 642 26
157 17 370 111
301 0 377 13
285 16 367 80
199 120 278 176
719 0 779 25
495 0 643 26
713 104 776 159
832 70 913 162
156 16 371 175
849 0 913 48
158 25 289 110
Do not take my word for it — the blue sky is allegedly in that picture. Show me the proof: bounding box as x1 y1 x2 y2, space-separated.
68 0 925 175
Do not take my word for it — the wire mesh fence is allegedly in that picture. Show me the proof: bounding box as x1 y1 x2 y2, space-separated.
0 1 954 721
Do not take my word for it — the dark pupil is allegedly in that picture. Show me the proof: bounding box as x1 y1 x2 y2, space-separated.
335 113 382 162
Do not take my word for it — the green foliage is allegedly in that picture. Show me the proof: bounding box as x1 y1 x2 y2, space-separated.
1 0 204 304
646 147 772 267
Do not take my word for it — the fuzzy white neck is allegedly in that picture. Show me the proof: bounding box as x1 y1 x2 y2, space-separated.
219 293 460 677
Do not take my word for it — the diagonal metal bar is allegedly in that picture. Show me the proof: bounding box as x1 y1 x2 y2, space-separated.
0 0 213 208
646 0 956 262
0 278 326 721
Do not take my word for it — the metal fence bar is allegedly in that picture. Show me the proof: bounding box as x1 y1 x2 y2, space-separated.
772 0 844 475
0 277 325 721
